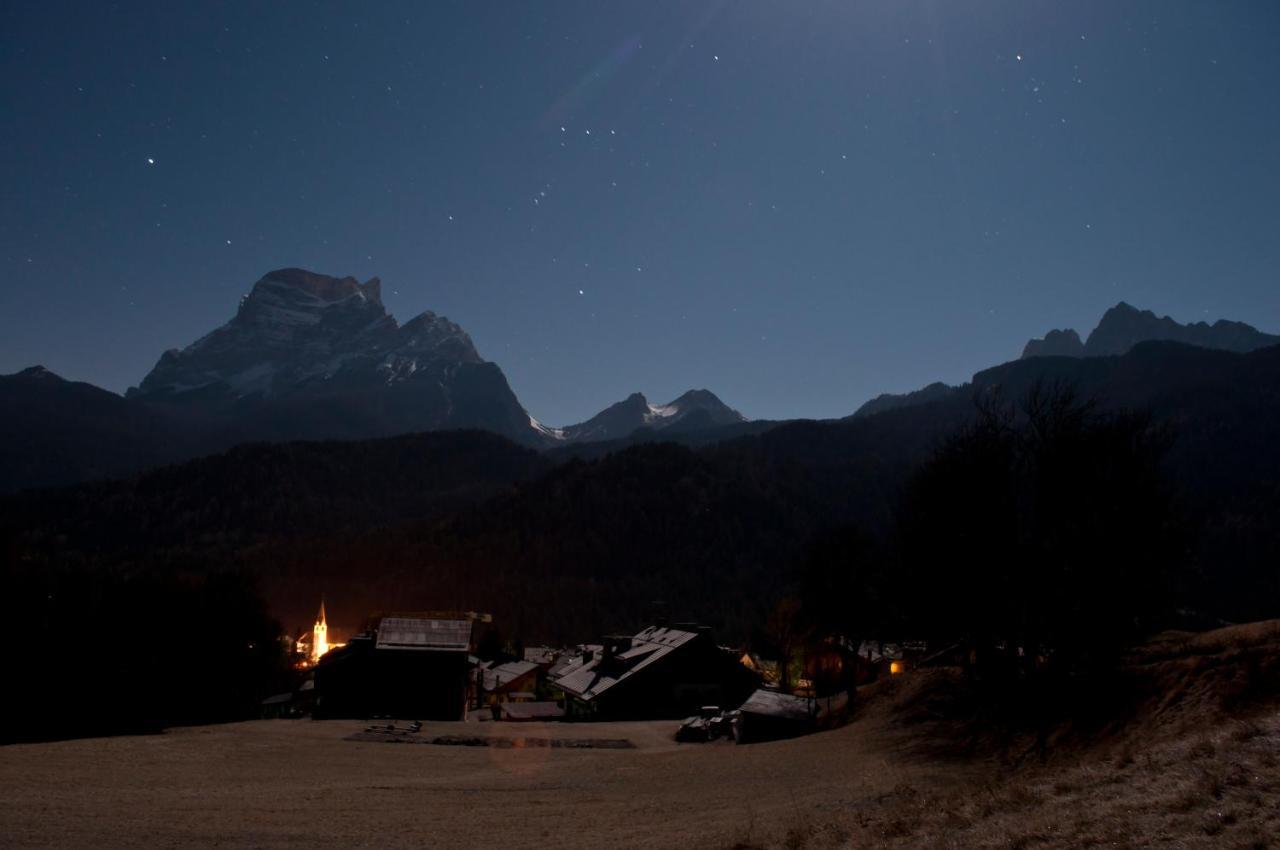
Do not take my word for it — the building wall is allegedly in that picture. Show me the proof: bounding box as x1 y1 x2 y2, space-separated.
314 642 470 720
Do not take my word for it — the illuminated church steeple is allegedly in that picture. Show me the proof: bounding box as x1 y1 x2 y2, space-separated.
311 599 329 663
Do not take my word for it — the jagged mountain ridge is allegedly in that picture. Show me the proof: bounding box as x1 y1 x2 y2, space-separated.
858 302 1279 419
1021 328 1086 359
551 388 747 443
132 268 748 448
1022 302 1278 360
129 268 540 446
0 267 749 491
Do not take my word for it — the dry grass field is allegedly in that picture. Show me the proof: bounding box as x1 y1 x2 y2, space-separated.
2 621 1277 850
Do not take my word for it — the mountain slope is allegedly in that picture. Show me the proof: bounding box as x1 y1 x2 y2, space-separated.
19 339 1280 638
0 366 192 493
2 429 549 551
852 381 956 419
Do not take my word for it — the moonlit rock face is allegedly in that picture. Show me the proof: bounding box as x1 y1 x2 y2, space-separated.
136 268 483 401
131 268 543 445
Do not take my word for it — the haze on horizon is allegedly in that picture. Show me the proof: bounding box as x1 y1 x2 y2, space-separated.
2 1 1278 425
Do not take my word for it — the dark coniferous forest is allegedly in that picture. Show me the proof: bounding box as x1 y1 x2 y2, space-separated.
5 340 1280 739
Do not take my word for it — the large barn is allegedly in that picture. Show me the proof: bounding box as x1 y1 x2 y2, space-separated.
313 614 474 720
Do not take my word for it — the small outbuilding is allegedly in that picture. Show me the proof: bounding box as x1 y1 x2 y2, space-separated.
733 688 850 743
479 660 540 704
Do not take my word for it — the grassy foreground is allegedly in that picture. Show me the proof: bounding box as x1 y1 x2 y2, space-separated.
1 622 1276 849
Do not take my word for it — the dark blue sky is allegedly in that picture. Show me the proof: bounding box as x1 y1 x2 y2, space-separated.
3 1 1278 424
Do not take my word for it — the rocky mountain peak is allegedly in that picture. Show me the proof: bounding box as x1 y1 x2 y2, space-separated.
14 365 64 382
1021 303 1278 360
255 268 382 306
129 268 534 445
1022 328 1086 359
557 388 745 443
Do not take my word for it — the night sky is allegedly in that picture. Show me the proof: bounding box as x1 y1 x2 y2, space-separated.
3 1 1278 424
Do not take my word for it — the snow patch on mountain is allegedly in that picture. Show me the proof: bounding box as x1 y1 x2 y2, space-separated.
554 389 747 443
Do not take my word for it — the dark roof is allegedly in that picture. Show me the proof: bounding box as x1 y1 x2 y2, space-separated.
482 660 539 691
376 616 472 652
553 626 699 700
523 645 558 666
548 644 601 679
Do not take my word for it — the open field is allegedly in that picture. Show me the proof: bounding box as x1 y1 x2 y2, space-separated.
2 621 1278 849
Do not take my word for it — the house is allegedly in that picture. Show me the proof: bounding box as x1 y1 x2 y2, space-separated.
733 688 850 743
855 639 930 683
313 613 475 720
738 652 782 687
548 644 602 681
553 625 758 721
803 636 859 695
479 660 540 705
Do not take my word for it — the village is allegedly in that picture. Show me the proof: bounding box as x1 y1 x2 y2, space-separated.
265 601 925 746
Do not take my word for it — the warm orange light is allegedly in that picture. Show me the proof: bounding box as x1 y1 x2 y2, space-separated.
311 599 329 663
889 661 903 675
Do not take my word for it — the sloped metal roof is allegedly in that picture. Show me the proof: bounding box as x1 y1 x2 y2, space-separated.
737 688 813 721
375 616 472 652
553 626 699 700
482 660 539 691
